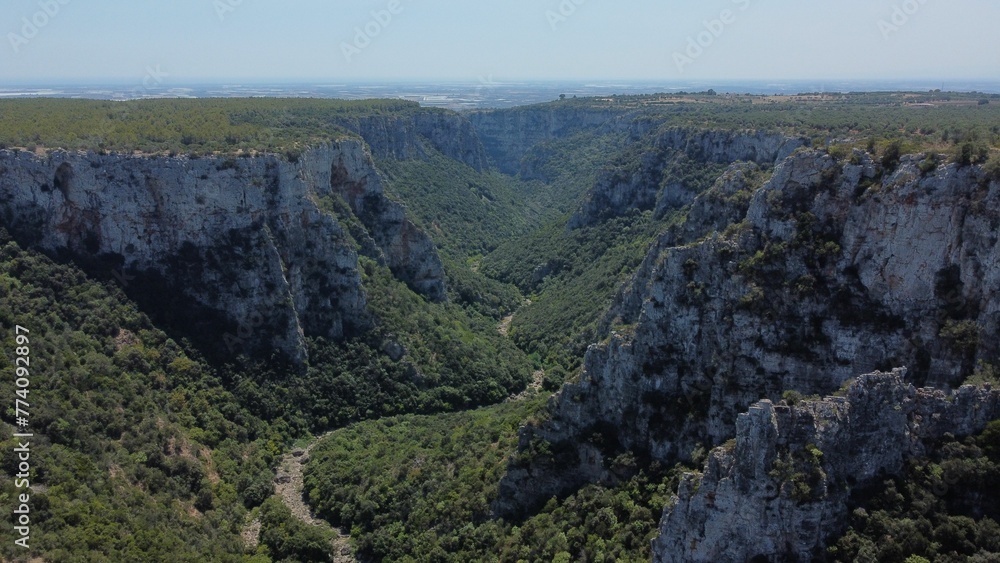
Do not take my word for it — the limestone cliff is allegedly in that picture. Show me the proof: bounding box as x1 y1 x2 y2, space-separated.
335 110 487 172
0 139 445 363
325 145 446 302
569 128 807 228
495 147 1000 517
653 369 1000 562
467 106 626 174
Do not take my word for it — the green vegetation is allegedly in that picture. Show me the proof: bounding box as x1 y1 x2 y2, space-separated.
827 421 1000 562
304 396 685 561
483 213 668 369
1 93 999 560
515 130 630 215
377 126 654 372
230 256 533 434
542 90 1000 160
0 233 283 561
376 152 544 319
377 153 549 259
256 498 335 563
939 319 981 352
0 98 426 156
304 398 545 560
965 361 1000 387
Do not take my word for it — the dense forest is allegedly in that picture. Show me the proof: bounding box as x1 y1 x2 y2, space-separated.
303 397 685 562
0 233 277 561
1 92 999 561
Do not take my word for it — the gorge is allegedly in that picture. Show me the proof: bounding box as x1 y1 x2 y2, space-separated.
0 92 998 561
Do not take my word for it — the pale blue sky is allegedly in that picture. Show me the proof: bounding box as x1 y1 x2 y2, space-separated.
1 0 997 84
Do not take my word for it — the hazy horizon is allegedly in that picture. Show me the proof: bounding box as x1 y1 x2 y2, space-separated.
2 0 997 87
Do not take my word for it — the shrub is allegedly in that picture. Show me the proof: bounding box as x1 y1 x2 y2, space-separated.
918 153 940 175
983 154 1000 182
939 319 980 351
881 140 903 170
782 389 804 406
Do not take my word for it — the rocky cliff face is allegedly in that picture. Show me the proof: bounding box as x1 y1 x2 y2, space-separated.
654 369 1000 562
569 128 807 228
335 110 487 172
0 139 445 363
495 147 1000 517
467 106 626 174
325 145 446 302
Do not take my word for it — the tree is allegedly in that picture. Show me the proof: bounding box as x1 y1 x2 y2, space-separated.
881 140 903 170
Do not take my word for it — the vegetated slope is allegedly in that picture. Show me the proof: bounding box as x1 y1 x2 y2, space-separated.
374 128 631 322
375 151 541 319
829 418 1000 562
0 104 535 437
485 214 668 370
303 394 687 562
286 255 532 428
477 127 672 370
3 94 1000 561
515 130 631 216
0 234 285 562
376 126 654 371
480 124 790 371
376 151 549 260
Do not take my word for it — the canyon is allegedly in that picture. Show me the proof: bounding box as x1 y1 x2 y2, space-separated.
1 97 997 560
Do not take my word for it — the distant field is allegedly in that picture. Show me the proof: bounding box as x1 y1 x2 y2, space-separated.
0 97 424 156
552 90 1000 154
1 91 998 159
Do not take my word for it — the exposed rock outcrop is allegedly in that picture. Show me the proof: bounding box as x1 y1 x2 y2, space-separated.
0 140 445 363
326 146 446 302
569 128 807 228
600 161 764 333
335 110 487 172
653 369 1000 562
467 106 625 174
496 148 1000 517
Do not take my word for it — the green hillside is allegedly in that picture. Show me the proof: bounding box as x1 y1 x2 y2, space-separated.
0 233 279 561
304 395 685 562
0 94 998 561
